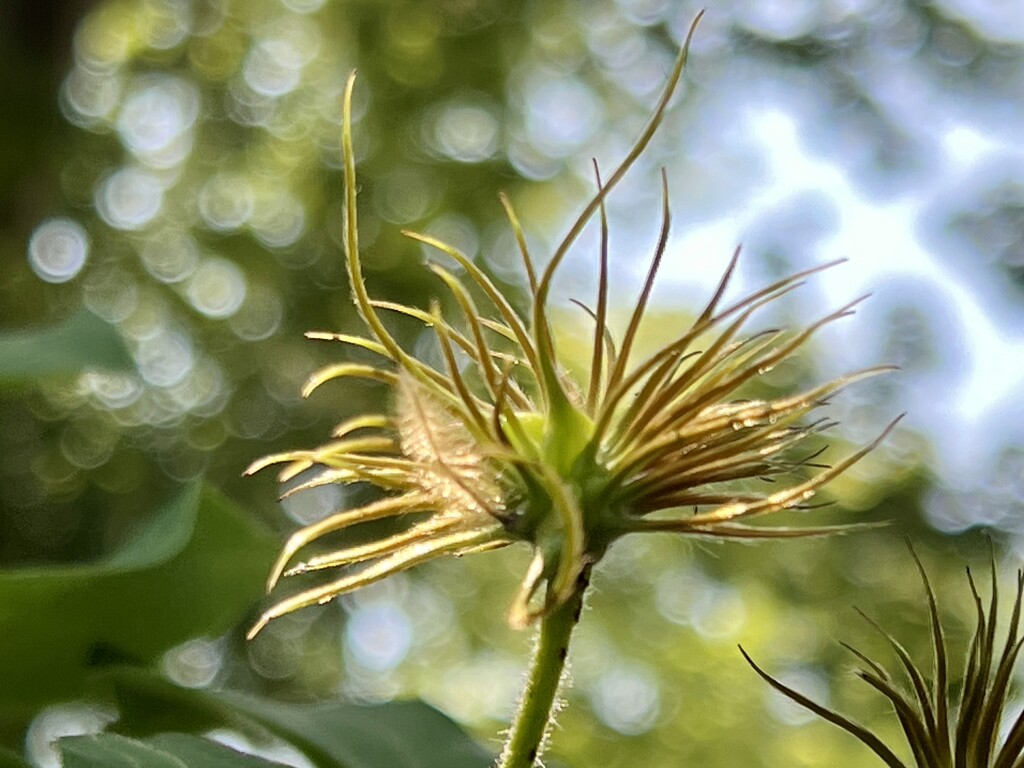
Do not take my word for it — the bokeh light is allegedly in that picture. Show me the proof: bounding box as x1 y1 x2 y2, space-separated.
27 219 90 283
589 662 662 735
139 228 200 284
345 601 414 672
25 703 118 768
431 101 500 163
186 258 247 319
162 637 225 689
96 167 165 230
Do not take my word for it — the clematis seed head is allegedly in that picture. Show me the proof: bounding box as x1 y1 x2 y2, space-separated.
247 10 898 639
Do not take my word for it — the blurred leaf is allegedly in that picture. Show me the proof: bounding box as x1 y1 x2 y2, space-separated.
109 667 238 738
0 310 133 384
60 732 290 768
110 669 493 768
214 692 493 768
0 484 276 724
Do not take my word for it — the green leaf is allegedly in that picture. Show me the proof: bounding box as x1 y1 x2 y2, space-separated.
215 692 493 768
60 732 291 768
0 310 133 383
111 670 494 768
0 484 277 723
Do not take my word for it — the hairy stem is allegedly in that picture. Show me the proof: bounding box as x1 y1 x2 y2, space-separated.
498 568 591 768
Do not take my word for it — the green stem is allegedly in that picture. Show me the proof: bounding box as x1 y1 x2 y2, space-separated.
498 568 591 768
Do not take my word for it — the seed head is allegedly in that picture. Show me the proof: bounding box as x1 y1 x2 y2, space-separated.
742 543 1024 767
247 11 898 638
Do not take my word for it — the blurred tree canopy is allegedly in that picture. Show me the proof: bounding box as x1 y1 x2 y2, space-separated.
1 1 1022 767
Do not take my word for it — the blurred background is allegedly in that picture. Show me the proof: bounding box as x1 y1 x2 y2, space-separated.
1 0 1023 766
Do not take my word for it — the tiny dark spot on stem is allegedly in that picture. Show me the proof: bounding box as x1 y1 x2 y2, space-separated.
558 646 567 661
528 747 537 762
